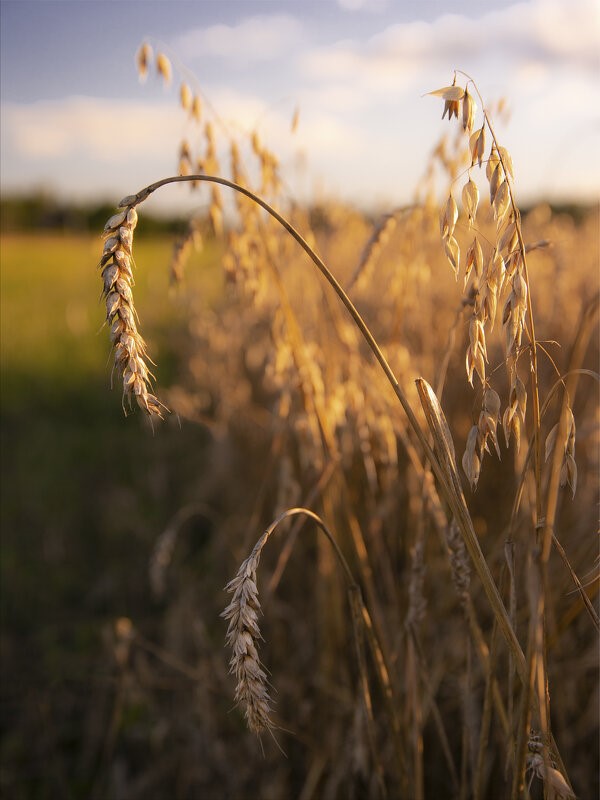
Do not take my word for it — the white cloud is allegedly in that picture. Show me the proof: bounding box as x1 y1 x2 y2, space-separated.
203 87 363 160
174 15 303 63
0 91 362 211
336 0 389 10
2 97 181 162
302 0 599 89
2 0 597 210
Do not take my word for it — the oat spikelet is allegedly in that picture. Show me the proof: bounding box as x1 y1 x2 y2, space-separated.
136 42 152 81
527 734 576 799
99 201 164 417
461 389 501 490
480 388 501 456
156 52 172 85
502 270 528 356
440 193 460 277
466 314 487 386
428 83 464 120
502 372 527 450
179 81 192 111
291 106 300 134
462 425 482 490
191 94 202 123
545 406 578 497
470 126 486 168
462 90 476 132
462 178 479 227
465 236 483 288
222 540 273 734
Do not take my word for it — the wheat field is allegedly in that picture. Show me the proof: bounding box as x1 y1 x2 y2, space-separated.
88 51 600 798
2 47 598 800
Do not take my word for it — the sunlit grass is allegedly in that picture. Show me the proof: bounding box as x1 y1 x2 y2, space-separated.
0 232 221 406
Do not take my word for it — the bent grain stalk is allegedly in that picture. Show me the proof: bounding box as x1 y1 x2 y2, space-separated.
99 175 527 693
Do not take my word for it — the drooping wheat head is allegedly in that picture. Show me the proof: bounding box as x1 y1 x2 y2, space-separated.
99 200 164 418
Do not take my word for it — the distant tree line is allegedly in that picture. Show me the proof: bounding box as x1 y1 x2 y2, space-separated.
1 190 594 235
0 191 187 234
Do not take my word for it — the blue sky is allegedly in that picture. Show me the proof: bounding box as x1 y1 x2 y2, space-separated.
1 0 599 213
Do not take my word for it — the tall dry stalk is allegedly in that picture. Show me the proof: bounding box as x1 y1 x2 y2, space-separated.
96 54 597 797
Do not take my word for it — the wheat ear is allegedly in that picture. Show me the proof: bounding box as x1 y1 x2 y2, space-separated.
221 507 357 735
107 175 529 705
99 199 164 417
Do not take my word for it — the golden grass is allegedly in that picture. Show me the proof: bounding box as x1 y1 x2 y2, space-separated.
91 50 599 799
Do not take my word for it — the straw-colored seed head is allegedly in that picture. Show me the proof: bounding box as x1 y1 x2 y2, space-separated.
545 407 578 497
136 42 152 81
104 211 127 233
478 388 501 458
489 164 503 205
440 193 458 238
465 236 484 286
527 753 575 799
291 106 300 133
462 91 476 132
179 82 192 111
499 219 518 257
462 178 479 227
493 180 511 223
427 84 464 120
470 126 486 167
486 147 501 183
502 374 527 450
191 94 202 122
488 249 506 291
466 315 486 385
156 52 172 84
444 236 460 277
117 194 137 209
222 550 274 734
99 203 164 418
462 425 482 490
497 145 514 180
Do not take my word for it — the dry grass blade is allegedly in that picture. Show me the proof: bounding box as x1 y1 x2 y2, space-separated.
416 378 460 496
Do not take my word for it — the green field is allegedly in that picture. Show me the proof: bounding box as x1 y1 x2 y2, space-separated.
1 234 221 399
1 233 221 799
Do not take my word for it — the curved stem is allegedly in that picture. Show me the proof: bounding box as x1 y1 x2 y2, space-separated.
252 506 404 790
130 175 418 425
259 506 357 588
128 173 529 690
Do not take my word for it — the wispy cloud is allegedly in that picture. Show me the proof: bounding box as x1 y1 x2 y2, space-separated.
2 97 181 162
1 0 597 207
302 0 599 89
336 0 389 11
174 14 303 63
0 90 362 207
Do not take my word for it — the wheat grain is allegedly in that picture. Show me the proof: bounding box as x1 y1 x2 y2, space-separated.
222 542 273 734
99 201 164 417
